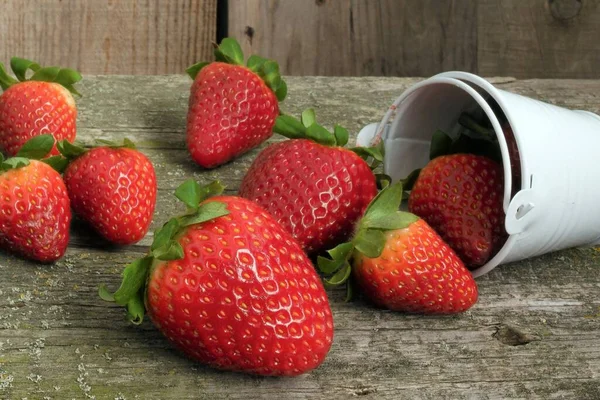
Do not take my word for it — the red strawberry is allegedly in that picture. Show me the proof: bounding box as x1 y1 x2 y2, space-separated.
408 154 506 268
100 180 334 376
319 183 477 314
0 58 81 157
186 38 286 168
60 139 157 245
239 110 378 255
0 138 71 262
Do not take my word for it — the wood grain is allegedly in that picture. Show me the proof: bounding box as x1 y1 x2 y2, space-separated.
228 0 600 79
0 0 217 75
478 0 600 79
227 0 478 76
1 75 600 399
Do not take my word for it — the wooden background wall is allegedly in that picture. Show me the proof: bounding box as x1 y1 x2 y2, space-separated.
1 0 599 78
0 0 217 75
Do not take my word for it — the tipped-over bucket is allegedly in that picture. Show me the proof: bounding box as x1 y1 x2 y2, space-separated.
357 71 600 277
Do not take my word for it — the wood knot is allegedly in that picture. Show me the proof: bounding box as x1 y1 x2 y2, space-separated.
315 0 326 5
548 0 583 20
493 324 541 346
244 26 255 45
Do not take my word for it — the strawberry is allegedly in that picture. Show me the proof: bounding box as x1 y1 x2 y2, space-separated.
0 58 81 157
59 139 157 245
0 135 71 262
408 154 506 268
239 109 379 255
318 183 477 314
100 180 334 376
186 38 287 168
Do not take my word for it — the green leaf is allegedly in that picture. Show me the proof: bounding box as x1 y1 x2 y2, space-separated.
375 173 392 190
363 182 403 222
324 262 352 286
345 279 355 302
55 68 82 96
10 57 40 81
214 38 244 65
126 289 146 325
151 218 181 252
122 138 136 149
430 129 453 160
203 180 226 198
180 201 229 227
98 284 115 302
306 123 336 146
317 241 354 274
274 78 287 102
1 157 30 171
400 168 421 191
247 55 267 71
259 60 282 94
351 146 384 163
327 242 355 262
100 256 153 306
363 211 418 230
42 155 69 173
458 112 495 140
30 66 60 82
0 63 18 91
353 229 386 258
16 134 55 159
153 241 184 261
273 115 307 139
333 125 349 147
174 179 203 210
57 139 86 159
301 109 317 128
186 61 210 80
0 153 5 163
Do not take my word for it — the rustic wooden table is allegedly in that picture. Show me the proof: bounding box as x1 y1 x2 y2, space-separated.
1 76 600 400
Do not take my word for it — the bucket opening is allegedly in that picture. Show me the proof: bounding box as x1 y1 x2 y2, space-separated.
373 76 522 277
381 80 522 201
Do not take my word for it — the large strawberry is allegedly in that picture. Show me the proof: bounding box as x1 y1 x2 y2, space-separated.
59 139 157 245
239 109 379 255
318 182 478 314
186 38 286 168
0 58 81 157
100 180 334 376
408 153 506 269
0 135 71 262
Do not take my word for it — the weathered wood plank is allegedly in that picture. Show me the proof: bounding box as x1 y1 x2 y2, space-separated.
227 0 478 76
1 76 600 399
0 0 216 75
478 0 600 79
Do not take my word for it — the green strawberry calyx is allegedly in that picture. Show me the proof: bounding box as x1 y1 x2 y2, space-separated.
98 179 230 325
0 57 82 96
51 138 138 173
274 108 385 169
186 37 287 102
0 134 63 172
317 182 418 300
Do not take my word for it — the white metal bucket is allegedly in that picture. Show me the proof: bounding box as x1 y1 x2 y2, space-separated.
357 71 600 277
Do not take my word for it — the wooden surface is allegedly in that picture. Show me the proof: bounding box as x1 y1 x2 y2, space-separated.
1 76 600 399
0 0 216 75
228 0 600 78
